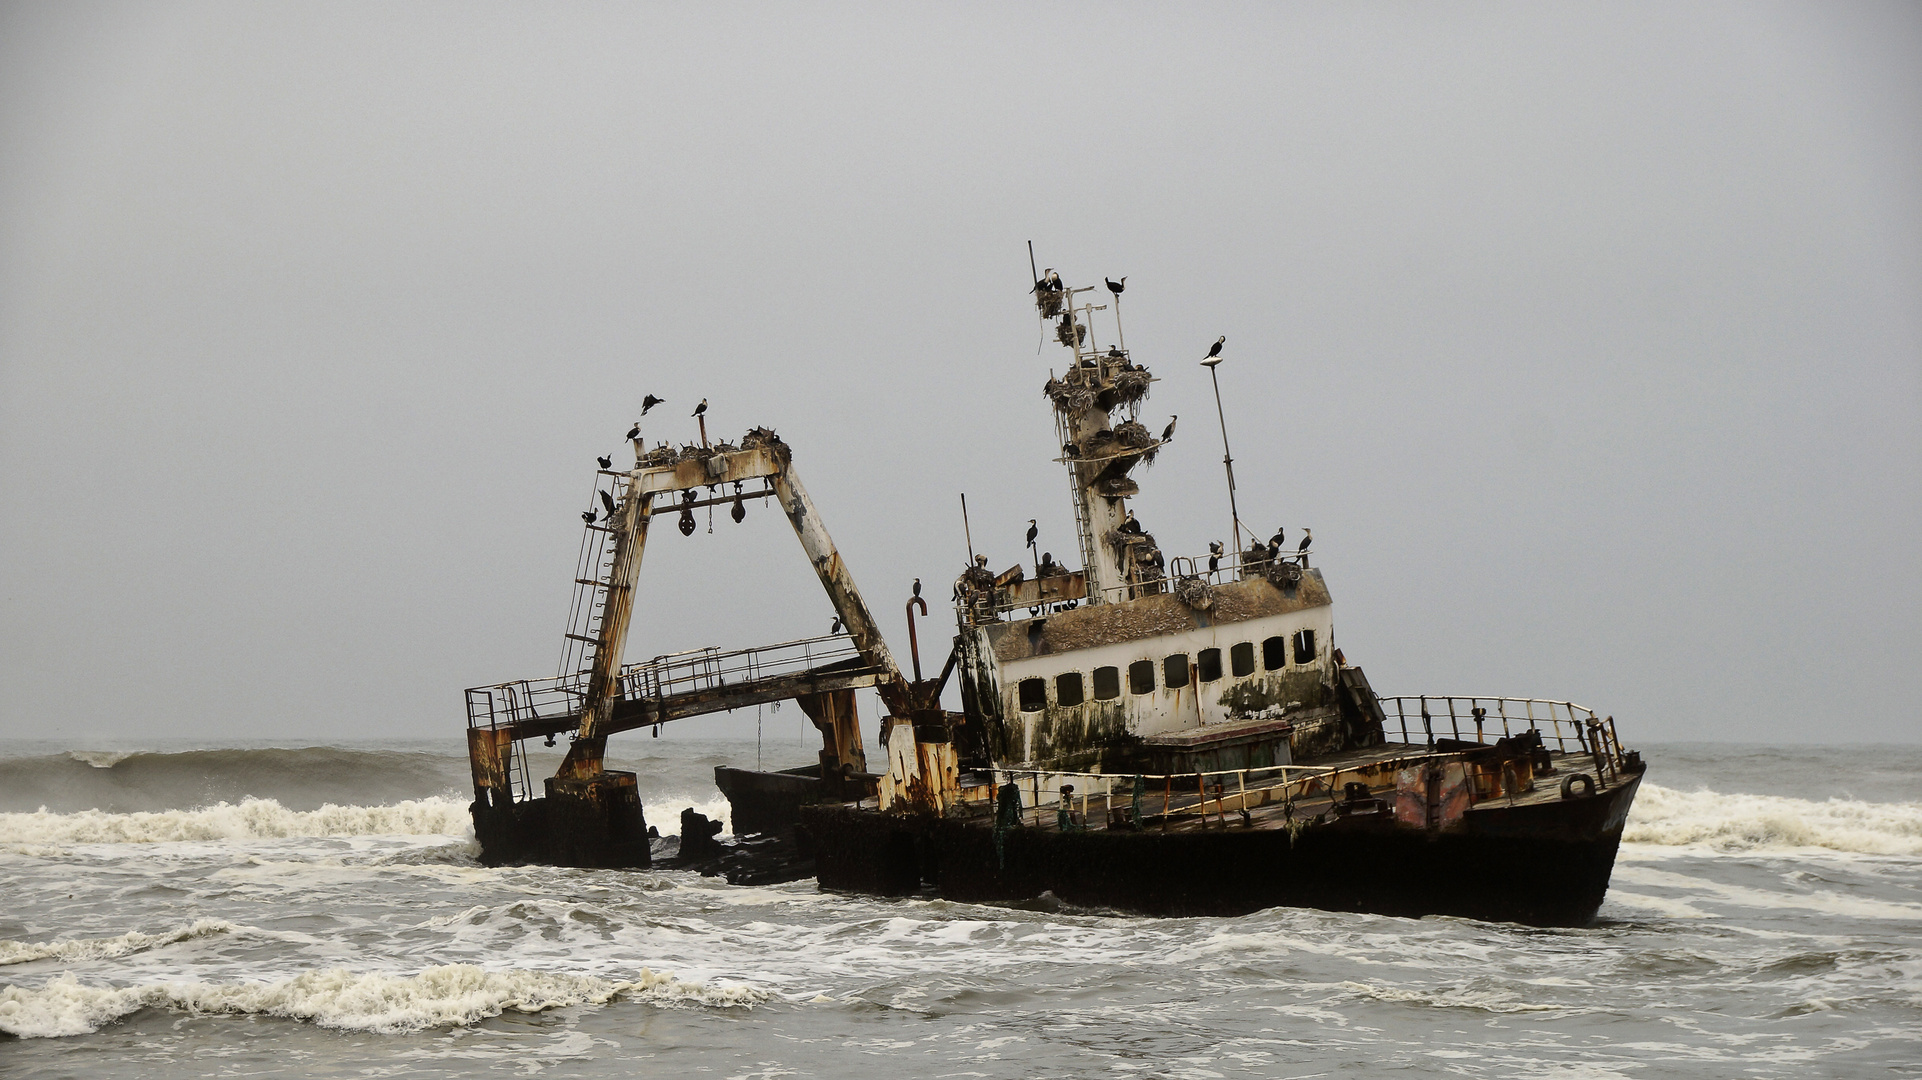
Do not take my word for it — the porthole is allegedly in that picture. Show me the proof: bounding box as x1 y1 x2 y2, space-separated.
1056 671 1085 707
1128 660 1156 695
1197 648 1222 682
1263 636 1287 671
1093 666 1121 701
1164 654 1190 689
1018 677 1047 712
1230 642 1255 678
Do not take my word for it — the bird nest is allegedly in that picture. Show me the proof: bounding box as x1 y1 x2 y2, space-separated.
1104 527 1155 553
740 426 785 451
642 445 681 467
1173 575 1216 611
1043 378 1095 414
1110 420 1160 467
1098 368 1152 411
1035 289 1064 319
1266 559 1304 588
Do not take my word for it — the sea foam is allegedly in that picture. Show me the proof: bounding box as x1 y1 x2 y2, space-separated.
0 920 238 967
1626 783 1922 856
0 963 768 1038
0 796 473 846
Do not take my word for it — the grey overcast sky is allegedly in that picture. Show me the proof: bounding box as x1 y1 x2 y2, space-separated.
1 2 1917 747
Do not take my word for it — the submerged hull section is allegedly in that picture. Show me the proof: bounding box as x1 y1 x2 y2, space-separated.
801 771 1641 926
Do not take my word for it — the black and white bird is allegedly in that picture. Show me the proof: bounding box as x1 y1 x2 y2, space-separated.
691 398 708 418
1026 519 1039 549
625 422 641 441
1120 509 1142 534
912 577 922 598
581 508 598 524
1205 335 1225 360
1161 415 1178 442
1208 540 1223 574
1297 528 1313 553
1062 441 1079 458
1269 527 1286 550
596 454 612 470
641 394 665 415
1105 276 1126 297
1041 268 1062 292
599 490 617 516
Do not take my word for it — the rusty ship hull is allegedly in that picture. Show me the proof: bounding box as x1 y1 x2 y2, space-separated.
799 757 1641 926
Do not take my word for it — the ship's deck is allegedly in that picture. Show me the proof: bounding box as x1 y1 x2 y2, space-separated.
933 744 1632 835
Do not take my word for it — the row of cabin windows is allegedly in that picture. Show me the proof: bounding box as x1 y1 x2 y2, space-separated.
1016 629 1317 712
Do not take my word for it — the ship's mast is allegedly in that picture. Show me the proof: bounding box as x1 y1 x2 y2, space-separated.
1035 273 1162 605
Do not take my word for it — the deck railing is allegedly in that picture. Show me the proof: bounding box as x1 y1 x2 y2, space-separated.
1374 696 1625 762
465 632 865 733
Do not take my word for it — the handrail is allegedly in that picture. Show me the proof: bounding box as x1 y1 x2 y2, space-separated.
467 632 868 731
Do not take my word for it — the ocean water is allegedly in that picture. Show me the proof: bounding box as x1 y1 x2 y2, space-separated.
1 738 1918 1078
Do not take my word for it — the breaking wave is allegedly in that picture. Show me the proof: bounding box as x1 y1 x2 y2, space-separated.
1625 783 1922 856
0 796 474 846
0 920 239 967
0 964 769 1038
0 746 470 814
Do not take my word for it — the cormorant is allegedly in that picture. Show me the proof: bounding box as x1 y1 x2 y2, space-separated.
1062 441 1079 458
1297 528 1312 553
1106 276 1126 297
1120 509 1142 534
830 616 842 634
1205 335 1225 360
626 423 641 441
1038 551 1058 577
1108 346 1124 359
641 395 665 415
1026 519 1038 548
597 454 612 470
913 577 922 598
581 509 597 524
1041 268 1062 292
1161 416 1177 442
1208 540 1223 574
599 490 616 516
692 398 707 418
1269 527 1285 550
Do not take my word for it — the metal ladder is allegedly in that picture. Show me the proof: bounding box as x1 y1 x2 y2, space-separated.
1055 409 1104 605
557 470 631 679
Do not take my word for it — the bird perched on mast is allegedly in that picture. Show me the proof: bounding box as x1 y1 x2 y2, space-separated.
692 398 708 418
1205 335 1225 360
625 422 640 441
1208 540 1223 573
1026 519 1039 549
1297 528 1312 554
597 454 612 470
1161 416 1178 442
1041 268 1062 293
581 508 597 524
1105 276 1126 297
913 577 922 598
1269 527 1286 550
642 395 665 415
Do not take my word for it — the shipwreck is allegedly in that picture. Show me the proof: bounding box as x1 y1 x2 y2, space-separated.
464 264 1645 927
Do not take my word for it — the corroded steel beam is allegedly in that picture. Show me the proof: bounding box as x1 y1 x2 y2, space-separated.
771 465 912 716
558 486 655 779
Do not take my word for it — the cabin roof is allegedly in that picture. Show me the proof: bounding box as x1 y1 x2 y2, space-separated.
984 571 1332 663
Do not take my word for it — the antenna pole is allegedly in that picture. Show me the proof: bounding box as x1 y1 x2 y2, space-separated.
960 492 977 565
1204 359 1243 560
1027 241 1038 286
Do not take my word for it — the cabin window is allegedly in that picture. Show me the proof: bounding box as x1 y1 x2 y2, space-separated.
1093 666 1121 701
1197 648 1222 682
1231 642 1255 678
1018 677 1047 712
1263 636 1287 671
1164 654 1190 689
1056 671 1085 707
1293 628 1317 664
1128 660 1156 695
